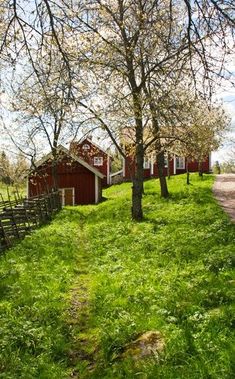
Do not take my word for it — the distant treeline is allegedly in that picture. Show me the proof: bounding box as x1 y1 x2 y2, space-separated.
213 160 235 174
0 151 29 185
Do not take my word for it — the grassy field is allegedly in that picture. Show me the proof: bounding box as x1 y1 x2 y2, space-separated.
0 182 26 201
0 174 234 378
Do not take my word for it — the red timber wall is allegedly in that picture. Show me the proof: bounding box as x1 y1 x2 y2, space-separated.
124 155 135 180
153 159 174 177
28 157 96 205
124 156 174 180
176 157 210 175
124 155 210 180
70 139 109 187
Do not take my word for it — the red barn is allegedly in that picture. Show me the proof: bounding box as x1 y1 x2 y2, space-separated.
28 146 104 205
70 137 111 187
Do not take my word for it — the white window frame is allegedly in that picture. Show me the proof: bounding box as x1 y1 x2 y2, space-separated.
143 157 150 169
176 157 185 170
94 157 103 166
82 144 90 150
59 187 75 206
164 155 168 168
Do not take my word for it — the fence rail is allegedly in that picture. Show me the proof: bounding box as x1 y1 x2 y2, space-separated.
0 191 61 252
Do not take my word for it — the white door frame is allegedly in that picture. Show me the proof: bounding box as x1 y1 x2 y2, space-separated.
59 187 75 206
107 156 110 185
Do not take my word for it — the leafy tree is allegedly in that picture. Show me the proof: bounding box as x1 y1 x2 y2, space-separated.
0 0 234 219
70 0 234 219
0 151 28 185
13 153 29 184
0 151 12 185
213 161 221 175
220 161 235 173
171 96 229 183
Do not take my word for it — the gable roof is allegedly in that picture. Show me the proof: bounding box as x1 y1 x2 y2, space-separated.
32 145 105 179
78 137 112 157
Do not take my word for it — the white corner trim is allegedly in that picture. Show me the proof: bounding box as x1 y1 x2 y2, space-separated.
72 187 75 205
95 175 99 203
107 156 110 184
151 154 154 175
173 155 176 175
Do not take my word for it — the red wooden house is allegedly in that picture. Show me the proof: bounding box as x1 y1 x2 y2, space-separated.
119 128 211 181
70 137 111 187
123 153 211 180
27 145 104 206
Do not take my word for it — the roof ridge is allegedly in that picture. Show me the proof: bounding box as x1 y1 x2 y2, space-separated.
32 145 105 179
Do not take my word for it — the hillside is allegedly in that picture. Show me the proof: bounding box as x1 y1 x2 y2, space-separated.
0 174 234 379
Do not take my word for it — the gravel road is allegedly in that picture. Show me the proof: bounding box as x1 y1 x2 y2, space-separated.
213 174 235 223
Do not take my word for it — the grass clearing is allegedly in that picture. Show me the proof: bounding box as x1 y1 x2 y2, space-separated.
0 174 234 378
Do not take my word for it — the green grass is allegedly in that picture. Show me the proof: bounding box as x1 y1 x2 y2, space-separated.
0 174 234 378
0 182 26 201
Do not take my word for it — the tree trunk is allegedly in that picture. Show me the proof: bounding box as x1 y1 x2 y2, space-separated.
132 139 144 221
157 150 169 198
186 158 190 185
198 161 203 177
129 75 144 221
51 160 58 190
142 80 169 197
51 148 58 191
132 178 143 221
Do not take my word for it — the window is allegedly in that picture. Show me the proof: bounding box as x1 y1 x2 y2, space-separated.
164 155 168 168
82 144 90 150
143 157 150 169
176 157 185 169
94 157 103 166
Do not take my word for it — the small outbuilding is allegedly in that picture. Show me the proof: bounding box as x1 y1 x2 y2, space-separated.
28 145 104 206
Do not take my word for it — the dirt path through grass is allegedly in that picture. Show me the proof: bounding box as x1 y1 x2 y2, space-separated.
67 211 98 377
213 174 235 223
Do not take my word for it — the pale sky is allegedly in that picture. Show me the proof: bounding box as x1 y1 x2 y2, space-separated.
212 64 235 164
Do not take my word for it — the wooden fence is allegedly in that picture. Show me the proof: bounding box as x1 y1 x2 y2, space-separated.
0 191 61 252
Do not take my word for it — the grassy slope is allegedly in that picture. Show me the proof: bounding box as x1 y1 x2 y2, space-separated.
0 174 234 378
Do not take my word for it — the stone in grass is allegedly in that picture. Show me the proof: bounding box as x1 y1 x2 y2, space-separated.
121 331 165 361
